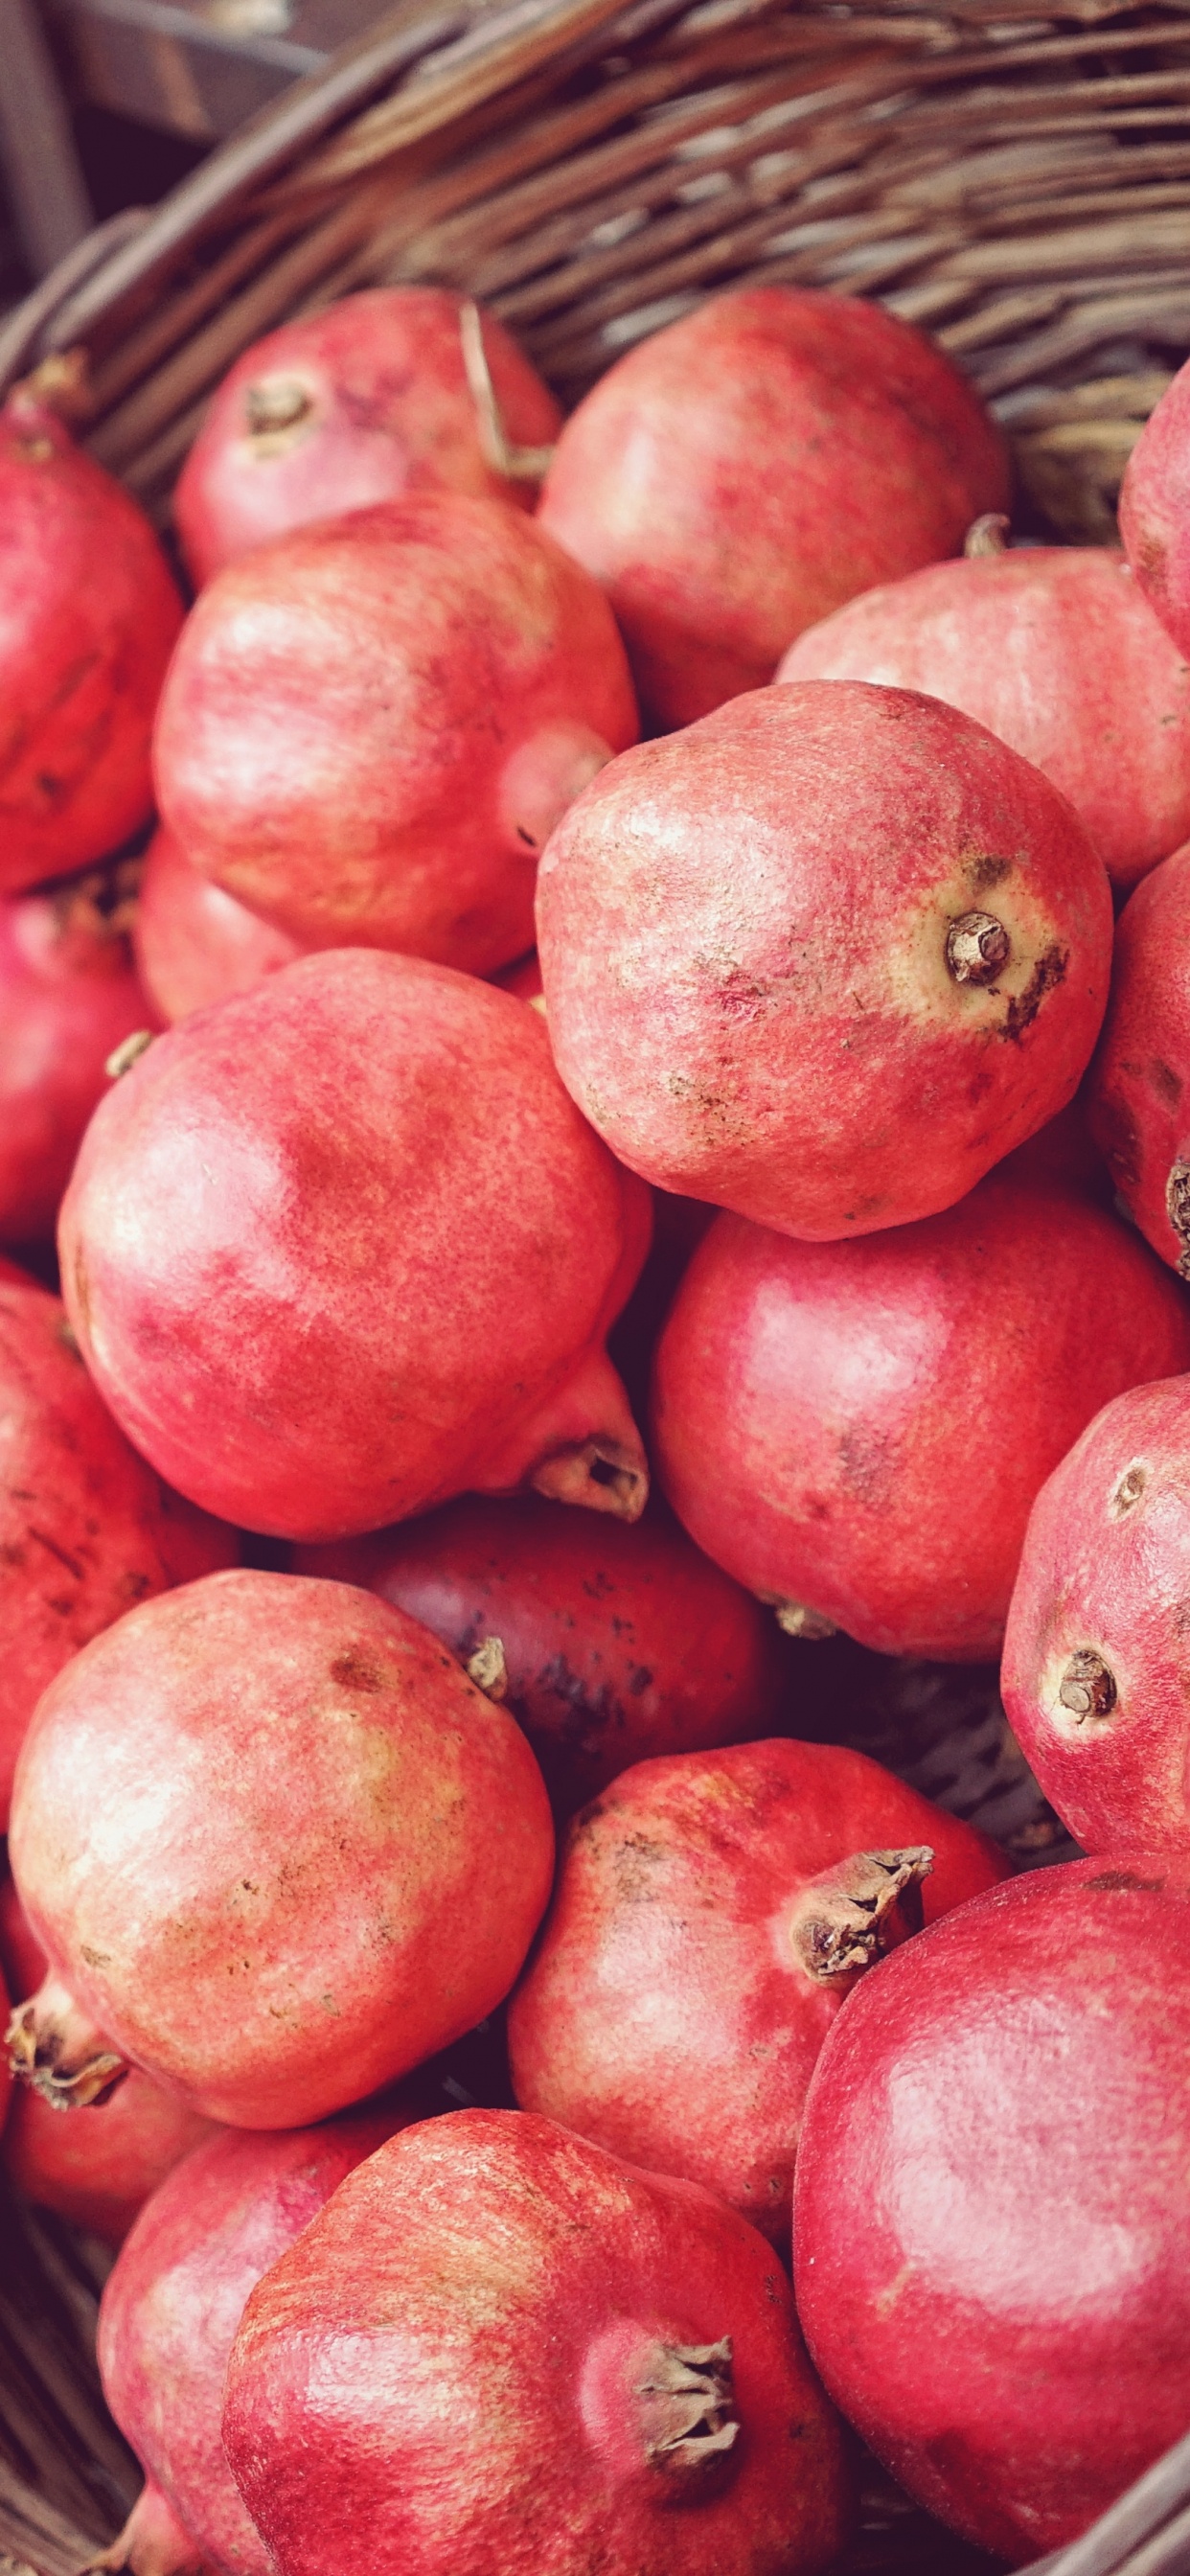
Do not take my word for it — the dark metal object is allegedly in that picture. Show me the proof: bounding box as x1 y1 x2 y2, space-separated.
0 0 93 274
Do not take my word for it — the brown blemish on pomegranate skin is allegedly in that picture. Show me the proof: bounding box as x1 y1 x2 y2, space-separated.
329 1650 388 1694
1001 943 1067 1043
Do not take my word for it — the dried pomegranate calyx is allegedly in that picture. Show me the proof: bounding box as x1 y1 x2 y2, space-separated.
531 1435 647 1522
790 1846 934 1983
635 2335 740 2479
6 1973 129 2108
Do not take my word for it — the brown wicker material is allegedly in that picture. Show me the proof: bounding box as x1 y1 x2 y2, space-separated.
2 0 1190 533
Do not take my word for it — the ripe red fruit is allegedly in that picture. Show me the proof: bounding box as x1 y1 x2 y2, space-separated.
7 1568 554 2125
538 683 1112 1241
0 389 183 893
652 1173 1190 1661
1001 1371 1190 1853
155 495 637 974
1119 356 1190 656
0 1876 217 2245
222 2106 852 2576
1087 839 1190 1274
0 862 158 1243
509 1739 1007 2240
94 2111 421 2576
792 1859 1190 2563
58 952 650 1540
134 825 304 1023
0 1261 237 1827
175 288 561 586
779 542 1190 894
297 1496 786 1812
537 287 1008 728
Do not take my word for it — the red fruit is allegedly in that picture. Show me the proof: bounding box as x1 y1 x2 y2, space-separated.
58 952 650 1540
7 1568 554 2126
1001 1371 1190 1853
537 287 1008 728
492 949 543 1000
0 1261 237 1827
509 1739 1007 2241
792 1858 1190 2563
94 2110 421 2576
652 1173 1190 1661
154 495 637 974
1087 840 1190 1273
134 826 304 1023
1119 357 1190 656
779 543 1190 895
0 390 183 893
0 861 158 1243
0 1876 217 2245
297 1496 785 1812
222 2106 851 2576
175 288 561 586
538 683 1112 1240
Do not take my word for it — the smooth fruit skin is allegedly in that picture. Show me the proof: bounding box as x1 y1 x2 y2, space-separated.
778 547 1190 894
1119 356 1190 656
0 1262 238 1827
538 682 1112 1241
1001 1371 1190 1853
508 1739 1008 2240
297 1495 786 1812
652 1173 1190 1661
1087 839 1190 1273
58 951 651 1541
537 287 1008 729
0 392 183 893
792 1859 1190 2564
0 862 159 1243
96 2111 419 2576
222 2107 851 2576
175 288 561 586
154 494 638 974
0 1874 217 2245
134 826 303 1023
8 1568 555 2127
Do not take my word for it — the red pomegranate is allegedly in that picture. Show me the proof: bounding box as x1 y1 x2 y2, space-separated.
154 495 637 974
0 1261 237 1827
93 2109 426 2576
297 1495 786 1811
537 287 1008 728
0 1876 217 2244
7 1568 554 2126
134 826 304 1023
58 952 651 1540
1087 839 1190 1273
175 288 561 586
0 387 183 893
652 1172 1190 1661
1120 357 1190 656
508 1738 1007 2240
537 682 1112 1240
1001 1371 1190 1853
222 2107 852 2576
0 861 158 1242
778 538 1190 893
492 948 543 1000
792 1858 1190 2563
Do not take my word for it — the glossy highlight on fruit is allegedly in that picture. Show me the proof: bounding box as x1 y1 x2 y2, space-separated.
652 1172 1190 1660
222 2107 852 2576
538 286 1008 727
793 1859 1190 2563
509 1738 1008 2237
155 494 637 974
58 951 651 1540
7 1569 554 2126
538 682 1112 1242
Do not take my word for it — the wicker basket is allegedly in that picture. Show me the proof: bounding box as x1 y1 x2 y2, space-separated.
1 0 1189 2566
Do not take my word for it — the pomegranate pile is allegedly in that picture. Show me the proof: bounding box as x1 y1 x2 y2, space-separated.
1 279 1189 2576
